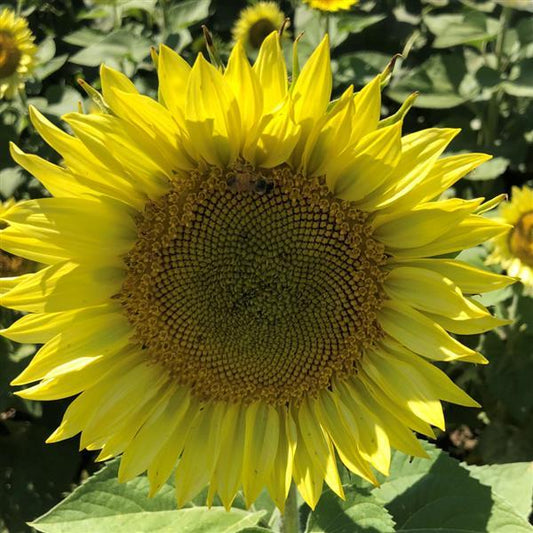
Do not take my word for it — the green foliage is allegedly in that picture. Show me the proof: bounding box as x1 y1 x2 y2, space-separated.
28 444 533 533
1 0 532 531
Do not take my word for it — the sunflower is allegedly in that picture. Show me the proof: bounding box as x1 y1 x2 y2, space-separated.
1 34 512 511
303 0 359 12
0 8 36 99
487 186 533 295
232 2 285 50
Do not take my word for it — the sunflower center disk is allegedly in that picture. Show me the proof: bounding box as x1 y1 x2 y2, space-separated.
120 165 387 405
0 31 21 78
509 211 533 267
249 19 278 48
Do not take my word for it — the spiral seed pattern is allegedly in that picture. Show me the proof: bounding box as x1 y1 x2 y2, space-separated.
119 164 387 405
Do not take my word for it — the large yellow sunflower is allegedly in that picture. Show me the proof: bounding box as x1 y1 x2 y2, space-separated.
1 34 512 511
303 0 359 12
487 185 533 295
0 8 36 99
232 2 286 50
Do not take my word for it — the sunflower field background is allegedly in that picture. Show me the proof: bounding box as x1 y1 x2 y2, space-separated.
1 0 533 532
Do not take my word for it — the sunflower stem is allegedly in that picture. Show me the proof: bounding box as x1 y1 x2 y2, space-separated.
281 483 299 533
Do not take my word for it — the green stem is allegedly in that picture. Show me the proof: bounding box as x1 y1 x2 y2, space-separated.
281 483 299 533
483 6 511 147
323 12 331 38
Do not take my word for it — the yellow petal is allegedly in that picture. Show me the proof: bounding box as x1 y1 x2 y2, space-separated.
266 408 297 512
362 128 460 210
330 121 402 200
1 306 97 344
119 387 190 482
359 368 435 438
390 215 510 258
242 402 280 506
373 199 480 249
0 196 137 262
100 63 139 111
298 400 344 499
186 54 241 167
157 44 191 124
292 35 331 130
392 153 492 211
147 399 199 497
304 86 354 176
63 113 171 200
334 382 391 475
9 143 94 200
292 423 325 509
365 351 446 430
379 300 486 363
11 304 131 385
225 40 263 144
174 406 214 507
379 342 481 408
209 403 246 510
397 258 514 294
346 379 428 458
314 391 378 486
350 76 381 146
385 266 488 319
1 261 124 313
248 100 301 168
253 31 287 114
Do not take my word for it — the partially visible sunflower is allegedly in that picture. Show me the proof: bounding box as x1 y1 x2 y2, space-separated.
1 34 513 511
0 9 36 99
0 200 36 277
303 0 358 12
232 2 285 50
487 186 533 294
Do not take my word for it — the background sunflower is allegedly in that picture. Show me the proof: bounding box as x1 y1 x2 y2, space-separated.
0 8 36 99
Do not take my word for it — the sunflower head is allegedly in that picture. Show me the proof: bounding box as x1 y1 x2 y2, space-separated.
0 8 36 99
232 1 286 50
487 185 533 294
1 33 513 511
303 0 359 12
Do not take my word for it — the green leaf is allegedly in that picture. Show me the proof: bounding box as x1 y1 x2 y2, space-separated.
306 487 395 533
0 167 25 198
503 58 533 97
166 0 211 32
467 463 533 520
334 52 391 86
33 55 69 81
373 441 533 532
388 54 479 108
464 156 509 180
63 28 105 47
424 11 500 49
31 459 265 533
69 29 151 68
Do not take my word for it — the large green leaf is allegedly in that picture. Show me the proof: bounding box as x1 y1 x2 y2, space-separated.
306 487 395 533
467 463 533 520
31 460 265 533
69 29 151 68
424 11 500 49
166 0 211 31
504 58 533 97
373 442 533 532
388 54 479 108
